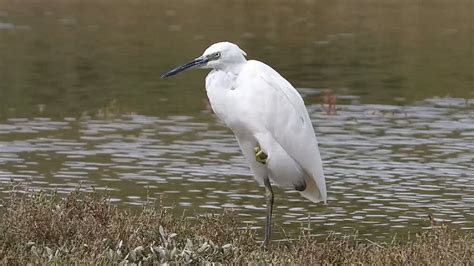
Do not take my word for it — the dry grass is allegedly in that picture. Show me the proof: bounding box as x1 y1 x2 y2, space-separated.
0 188 472 264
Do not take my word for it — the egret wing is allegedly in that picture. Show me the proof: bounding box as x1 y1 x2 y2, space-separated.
237 61 327 202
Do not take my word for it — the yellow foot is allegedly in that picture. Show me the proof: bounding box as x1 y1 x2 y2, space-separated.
254 144 268 164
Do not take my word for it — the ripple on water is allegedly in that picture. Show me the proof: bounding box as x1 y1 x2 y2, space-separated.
0 97 473 239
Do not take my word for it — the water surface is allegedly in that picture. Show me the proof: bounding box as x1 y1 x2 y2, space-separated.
0 0 473 240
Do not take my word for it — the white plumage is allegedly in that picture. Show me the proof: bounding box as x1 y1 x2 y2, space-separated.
162 41 327 248
206 59 327 202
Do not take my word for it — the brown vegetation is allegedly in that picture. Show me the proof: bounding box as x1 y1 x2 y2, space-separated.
0 188 472 264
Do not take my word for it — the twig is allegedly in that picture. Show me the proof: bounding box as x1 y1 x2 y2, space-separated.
365 238 385 249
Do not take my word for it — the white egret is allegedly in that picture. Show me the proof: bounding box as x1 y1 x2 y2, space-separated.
162 41 327 249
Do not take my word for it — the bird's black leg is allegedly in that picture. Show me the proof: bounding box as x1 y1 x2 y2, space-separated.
262 177 274 250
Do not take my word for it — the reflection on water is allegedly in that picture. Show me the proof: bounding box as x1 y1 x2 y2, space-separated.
0 0 473 240
1 0 473 119
1 96 473 239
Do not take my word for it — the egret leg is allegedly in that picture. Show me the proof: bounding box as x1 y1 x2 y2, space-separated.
262 177 274 250
254 144 268 164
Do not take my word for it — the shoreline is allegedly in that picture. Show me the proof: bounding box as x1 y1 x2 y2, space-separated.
1 188 472 264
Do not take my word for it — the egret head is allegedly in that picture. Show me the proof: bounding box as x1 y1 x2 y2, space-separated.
161 41 247 78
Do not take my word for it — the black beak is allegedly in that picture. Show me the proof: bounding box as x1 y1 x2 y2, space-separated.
161 56 209 78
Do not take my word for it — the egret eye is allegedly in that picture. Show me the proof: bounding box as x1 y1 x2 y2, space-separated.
207 52 220 61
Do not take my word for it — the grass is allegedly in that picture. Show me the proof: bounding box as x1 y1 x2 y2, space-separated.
0 187 472 264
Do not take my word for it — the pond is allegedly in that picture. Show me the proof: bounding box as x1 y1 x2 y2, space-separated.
0 0 473 240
